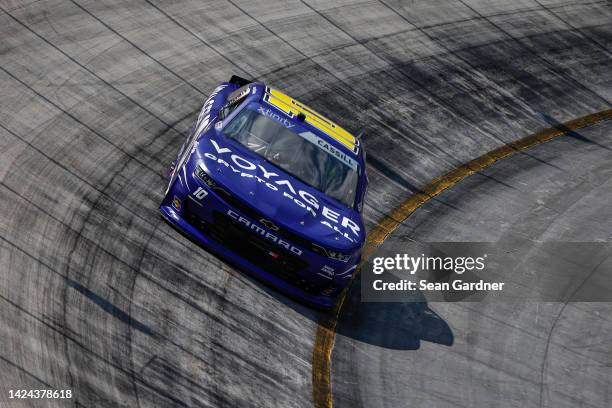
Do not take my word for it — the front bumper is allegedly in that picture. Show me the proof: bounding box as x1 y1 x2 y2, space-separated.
160 173 358 309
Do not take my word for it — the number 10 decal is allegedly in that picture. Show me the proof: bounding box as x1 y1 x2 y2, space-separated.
193 187 208 200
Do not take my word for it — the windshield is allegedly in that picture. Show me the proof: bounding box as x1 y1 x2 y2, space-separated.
223 105 359 208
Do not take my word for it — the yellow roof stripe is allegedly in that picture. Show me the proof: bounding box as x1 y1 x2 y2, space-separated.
266 88 357 152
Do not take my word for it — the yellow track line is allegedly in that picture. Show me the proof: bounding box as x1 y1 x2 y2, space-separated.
312 109 612 408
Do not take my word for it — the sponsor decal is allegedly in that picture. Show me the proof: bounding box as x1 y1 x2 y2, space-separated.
207 139 361 243
172 196 181 210
321 265 335 275
227 209 302 256
258 106 294 128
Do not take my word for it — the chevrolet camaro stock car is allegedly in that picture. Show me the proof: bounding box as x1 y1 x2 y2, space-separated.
160 76 368 308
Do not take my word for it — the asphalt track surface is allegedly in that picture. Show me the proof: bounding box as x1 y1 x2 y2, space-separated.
0 1 610 407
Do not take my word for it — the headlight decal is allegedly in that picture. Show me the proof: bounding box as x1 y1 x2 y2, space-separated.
311 243 352 262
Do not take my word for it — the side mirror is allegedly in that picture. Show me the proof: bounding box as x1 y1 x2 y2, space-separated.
358 174 368 213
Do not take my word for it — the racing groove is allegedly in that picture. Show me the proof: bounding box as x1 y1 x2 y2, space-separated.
0 0 610 407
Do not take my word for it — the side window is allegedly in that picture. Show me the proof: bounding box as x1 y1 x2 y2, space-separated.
358 173 368 213
219 84 251 120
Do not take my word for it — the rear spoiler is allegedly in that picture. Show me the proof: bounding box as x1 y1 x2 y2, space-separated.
229 75 253 87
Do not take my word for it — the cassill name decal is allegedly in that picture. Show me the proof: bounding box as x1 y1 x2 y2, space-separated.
205 139 361 243
299 131 357 171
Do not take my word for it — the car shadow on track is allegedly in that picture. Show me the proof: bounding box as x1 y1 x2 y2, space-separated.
335 274 454 350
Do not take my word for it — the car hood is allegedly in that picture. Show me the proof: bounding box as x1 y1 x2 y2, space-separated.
194 132 365 250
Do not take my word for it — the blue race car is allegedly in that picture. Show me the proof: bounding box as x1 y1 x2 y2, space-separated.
160 76 367 308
